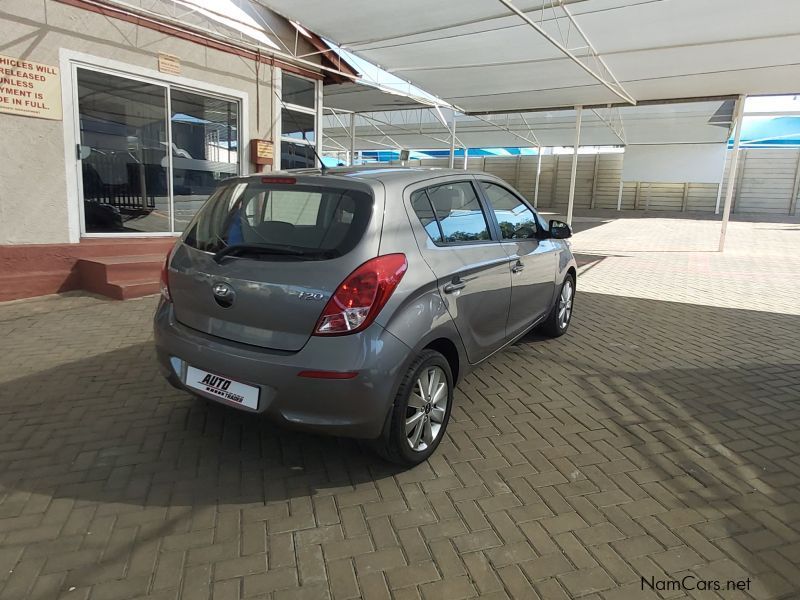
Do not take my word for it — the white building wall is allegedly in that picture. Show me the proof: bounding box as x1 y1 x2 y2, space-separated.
0 0 321 244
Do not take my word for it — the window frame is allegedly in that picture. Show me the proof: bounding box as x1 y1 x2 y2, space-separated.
409 179 498 247
280 72 318 149
475 178 548 241
68 58 244 238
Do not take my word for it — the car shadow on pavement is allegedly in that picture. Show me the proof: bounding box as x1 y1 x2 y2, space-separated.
0 343 404 511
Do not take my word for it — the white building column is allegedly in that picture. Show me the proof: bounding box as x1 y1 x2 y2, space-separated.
533 146 543 208
719 94 746 252
448 113 457 168
463 146 469 170
349 112 356 166
315 80 323 168
713 146 729 214
566 106 583 225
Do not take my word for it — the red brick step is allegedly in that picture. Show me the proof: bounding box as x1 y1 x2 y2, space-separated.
77 254 165 300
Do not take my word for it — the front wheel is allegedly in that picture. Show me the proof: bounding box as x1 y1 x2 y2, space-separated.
540 273 575 338
375 349 453 466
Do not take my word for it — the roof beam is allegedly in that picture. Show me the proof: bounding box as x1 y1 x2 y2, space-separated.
466 94 739 116
469 113 541 147
496 0 636 106
358 111 457 147
590 105 626 145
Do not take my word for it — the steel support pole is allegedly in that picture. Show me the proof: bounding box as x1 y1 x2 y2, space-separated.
616 180 624 211
566 106 583 225
463 147 469 170
713 145 729 214
349 113 356 166
719 95 746 252
315 81 324 169
534 146 543 208
449 114 457 169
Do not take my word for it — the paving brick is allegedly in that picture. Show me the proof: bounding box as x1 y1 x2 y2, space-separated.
354 547 406 576
520 553 574 581
484 541 536 568
326 558 359 599
574 522 626 546
461 552 504 595
385 562 441 590
322 536 373 561
452 530 502 554
419 575 477 600
242 567 297 597
398 527 431 563
651 546 705 574
557 567 616 597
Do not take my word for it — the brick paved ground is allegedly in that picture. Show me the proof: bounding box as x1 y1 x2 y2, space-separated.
0 213 799 600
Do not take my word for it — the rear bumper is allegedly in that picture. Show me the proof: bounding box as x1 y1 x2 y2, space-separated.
153 299 413 439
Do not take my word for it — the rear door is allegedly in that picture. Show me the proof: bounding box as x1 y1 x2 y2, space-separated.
477 179 557 339
407 178 512 364
169 177 380 351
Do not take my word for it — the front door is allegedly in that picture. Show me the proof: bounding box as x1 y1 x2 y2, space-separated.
478 180 557 339
409 180 512 364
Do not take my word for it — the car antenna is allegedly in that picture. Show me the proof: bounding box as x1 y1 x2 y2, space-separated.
273 90 328 174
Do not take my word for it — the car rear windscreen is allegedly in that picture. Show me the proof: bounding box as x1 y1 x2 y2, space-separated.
183 181 373 259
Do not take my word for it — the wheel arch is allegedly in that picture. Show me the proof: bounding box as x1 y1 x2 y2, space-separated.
423 337 461 385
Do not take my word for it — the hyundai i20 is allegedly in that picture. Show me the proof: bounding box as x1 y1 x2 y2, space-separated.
155 167 577 465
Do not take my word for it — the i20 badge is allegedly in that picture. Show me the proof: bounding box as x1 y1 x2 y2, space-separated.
297 291 325 301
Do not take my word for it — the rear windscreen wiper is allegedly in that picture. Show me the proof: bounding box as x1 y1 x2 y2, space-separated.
213 243 307 263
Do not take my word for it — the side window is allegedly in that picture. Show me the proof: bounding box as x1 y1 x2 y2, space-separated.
481 182 538 240
410 190 443 242
425 182 491 243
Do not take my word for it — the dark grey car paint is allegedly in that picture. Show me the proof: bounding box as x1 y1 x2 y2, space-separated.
155 167 577 439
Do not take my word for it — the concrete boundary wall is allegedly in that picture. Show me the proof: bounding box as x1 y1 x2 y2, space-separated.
396 148 800 215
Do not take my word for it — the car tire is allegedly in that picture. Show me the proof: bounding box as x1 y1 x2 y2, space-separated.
540 273 575 338
375 349 453 466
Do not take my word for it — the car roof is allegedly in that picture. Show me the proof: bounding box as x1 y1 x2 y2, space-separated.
235 166 499 187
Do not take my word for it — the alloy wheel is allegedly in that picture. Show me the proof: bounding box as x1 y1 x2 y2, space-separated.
558 280 574 329
405 365 448 452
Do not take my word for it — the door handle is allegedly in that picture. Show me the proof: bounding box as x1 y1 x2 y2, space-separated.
443 279 466 293
511 260 525 273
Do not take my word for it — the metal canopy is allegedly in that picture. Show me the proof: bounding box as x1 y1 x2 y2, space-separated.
263 0 800 113
322 101 734 152
323 82 431 112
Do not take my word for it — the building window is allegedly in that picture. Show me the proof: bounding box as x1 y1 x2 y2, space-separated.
76 67 240 235
280 72 318 170
171 89 239 232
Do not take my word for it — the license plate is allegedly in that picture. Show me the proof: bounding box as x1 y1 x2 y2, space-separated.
185 366 260 410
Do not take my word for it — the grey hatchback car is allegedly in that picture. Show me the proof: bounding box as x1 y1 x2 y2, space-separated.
154 167 577 465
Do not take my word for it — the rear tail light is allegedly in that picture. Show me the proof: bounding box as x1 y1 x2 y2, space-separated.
314 254 407 336
160 249 172 301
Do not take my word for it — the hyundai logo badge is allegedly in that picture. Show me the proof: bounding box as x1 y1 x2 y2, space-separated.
212 282 235 308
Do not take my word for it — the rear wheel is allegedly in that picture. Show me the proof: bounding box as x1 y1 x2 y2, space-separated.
375 349 453 466
540 273 575 338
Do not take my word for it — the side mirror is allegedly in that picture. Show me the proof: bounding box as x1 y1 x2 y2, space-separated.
549 219 572 239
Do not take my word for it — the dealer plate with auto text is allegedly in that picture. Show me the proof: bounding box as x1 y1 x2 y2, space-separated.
186 366 260 410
